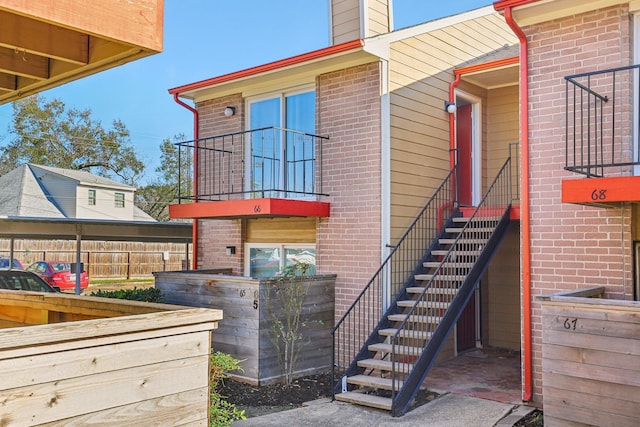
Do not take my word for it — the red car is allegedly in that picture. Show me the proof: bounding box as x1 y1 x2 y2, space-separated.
26 261 89 290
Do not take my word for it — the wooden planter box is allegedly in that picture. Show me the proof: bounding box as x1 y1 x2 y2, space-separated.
0 290 222 426
539 287 640 426
155 271 336 385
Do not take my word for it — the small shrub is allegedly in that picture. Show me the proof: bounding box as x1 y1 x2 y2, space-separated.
87 287 164 303
210 351 246 426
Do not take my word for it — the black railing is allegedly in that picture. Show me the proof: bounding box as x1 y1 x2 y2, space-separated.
389 154 513 416
176 127 329 201
565 64 640 177
331 164 460 395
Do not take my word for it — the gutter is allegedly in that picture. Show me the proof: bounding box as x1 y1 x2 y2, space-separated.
172 93 199 270
495 1 533 402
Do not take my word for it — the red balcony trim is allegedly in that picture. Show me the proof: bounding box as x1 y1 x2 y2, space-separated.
562 176 640 205
169 198 330 219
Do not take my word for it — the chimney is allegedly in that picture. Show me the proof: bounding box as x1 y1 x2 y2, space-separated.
330 0 393 45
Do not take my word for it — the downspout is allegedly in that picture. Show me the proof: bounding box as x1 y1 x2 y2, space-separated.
448 72 462 170
172 93 199 269
503 6 533 402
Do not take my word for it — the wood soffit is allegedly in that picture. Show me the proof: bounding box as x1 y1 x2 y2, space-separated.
0 0 163 104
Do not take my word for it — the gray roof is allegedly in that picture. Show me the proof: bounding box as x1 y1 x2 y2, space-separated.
0 165 64 218
29 164 135 191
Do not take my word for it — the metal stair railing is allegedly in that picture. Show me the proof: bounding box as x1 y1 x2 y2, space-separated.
332 164 459 396
389 154 513 416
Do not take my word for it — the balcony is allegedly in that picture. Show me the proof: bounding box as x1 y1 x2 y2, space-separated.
168 127 331 219
562 64 640 207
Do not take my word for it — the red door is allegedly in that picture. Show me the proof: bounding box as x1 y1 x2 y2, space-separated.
456 290 477 352
457 103 473 206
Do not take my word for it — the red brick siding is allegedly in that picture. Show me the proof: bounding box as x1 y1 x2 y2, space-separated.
525 5 634 405
195 94 244 273
317 62 383 320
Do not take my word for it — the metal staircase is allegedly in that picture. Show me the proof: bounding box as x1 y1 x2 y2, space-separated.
332 153 516 417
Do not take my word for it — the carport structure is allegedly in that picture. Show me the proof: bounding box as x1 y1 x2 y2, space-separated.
0 216 191 294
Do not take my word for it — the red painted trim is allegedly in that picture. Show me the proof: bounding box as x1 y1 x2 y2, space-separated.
168 198 331 219
562 176 640 204
449 72 462 170
172 93 199 269
168 39 365 95
454 56 519 75
502 5 533 403
493 0 541 11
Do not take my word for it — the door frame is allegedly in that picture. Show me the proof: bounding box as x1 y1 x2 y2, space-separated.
454 89 482 206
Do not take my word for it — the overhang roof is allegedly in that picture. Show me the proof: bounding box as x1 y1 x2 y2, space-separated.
493 0 626 26
0 216 191 243
168 40 380 102
0 0 164 104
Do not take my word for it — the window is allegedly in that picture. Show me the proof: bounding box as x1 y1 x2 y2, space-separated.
88 189 96 206
115 192 125 208
248 90 316 198
245 243 316 278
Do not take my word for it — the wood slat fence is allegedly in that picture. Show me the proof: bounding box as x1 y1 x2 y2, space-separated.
1 240 191 279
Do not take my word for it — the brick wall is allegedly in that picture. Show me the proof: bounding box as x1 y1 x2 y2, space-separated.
317 62 383 319
525 4 634 404
195 94 244 273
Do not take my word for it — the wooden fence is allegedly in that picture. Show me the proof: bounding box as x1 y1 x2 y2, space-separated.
539 287 640 426
0 289 222 425
1 240 191 279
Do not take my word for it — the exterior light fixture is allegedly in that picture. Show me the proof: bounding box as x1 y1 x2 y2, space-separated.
225 246 236 256
224 106 236 117
444 101 457 114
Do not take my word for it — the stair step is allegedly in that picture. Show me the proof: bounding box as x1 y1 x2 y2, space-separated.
388 313 442 324
406 286 457 295
445 226 496 233
358 358 413 373
423 261 474 268
431 249 481 256
414 274 466 281
453 215 500 222
379 328 432 340
347 374 403 390
439 238 486 245
334 391 392 411
369 342 422 356
396 300 451 310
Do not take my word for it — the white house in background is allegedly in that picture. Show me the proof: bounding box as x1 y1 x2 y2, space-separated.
0 163 154 222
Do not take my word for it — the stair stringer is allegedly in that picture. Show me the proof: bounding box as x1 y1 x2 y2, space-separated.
391 208 512 417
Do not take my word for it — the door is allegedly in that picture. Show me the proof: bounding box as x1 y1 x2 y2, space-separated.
457 288 478 352
457 103 473 206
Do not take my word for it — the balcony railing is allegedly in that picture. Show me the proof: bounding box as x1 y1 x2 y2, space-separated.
176 127 329 202
565 64 640 177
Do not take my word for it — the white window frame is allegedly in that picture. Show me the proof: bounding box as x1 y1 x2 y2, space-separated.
244 242 316 277
245 87 316 199
88 189 96 206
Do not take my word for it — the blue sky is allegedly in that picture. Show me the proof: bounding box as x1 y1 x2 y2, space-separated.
0 1 492 184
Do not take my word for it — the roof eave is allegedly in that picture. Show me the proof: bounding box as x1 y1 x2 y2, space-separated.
168 39 377 101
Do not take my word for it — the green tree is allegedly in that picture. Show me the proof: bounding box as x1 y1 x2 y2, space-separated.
0 95 144 185
136 134 192 222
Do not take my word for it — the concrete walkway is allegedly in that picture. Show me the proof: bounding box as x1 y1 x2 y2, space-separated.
233 393 530 427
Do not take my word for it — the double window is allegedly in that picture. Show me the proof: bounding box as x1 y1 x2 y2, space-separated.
247 90 316 198
88 189 96 206
114 192 125 208
245 243 316 278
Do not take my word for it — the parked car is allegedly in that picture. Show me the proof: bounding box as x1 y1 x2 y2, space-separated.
0 257 23 269
26 261 89 290
0 269 60 292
